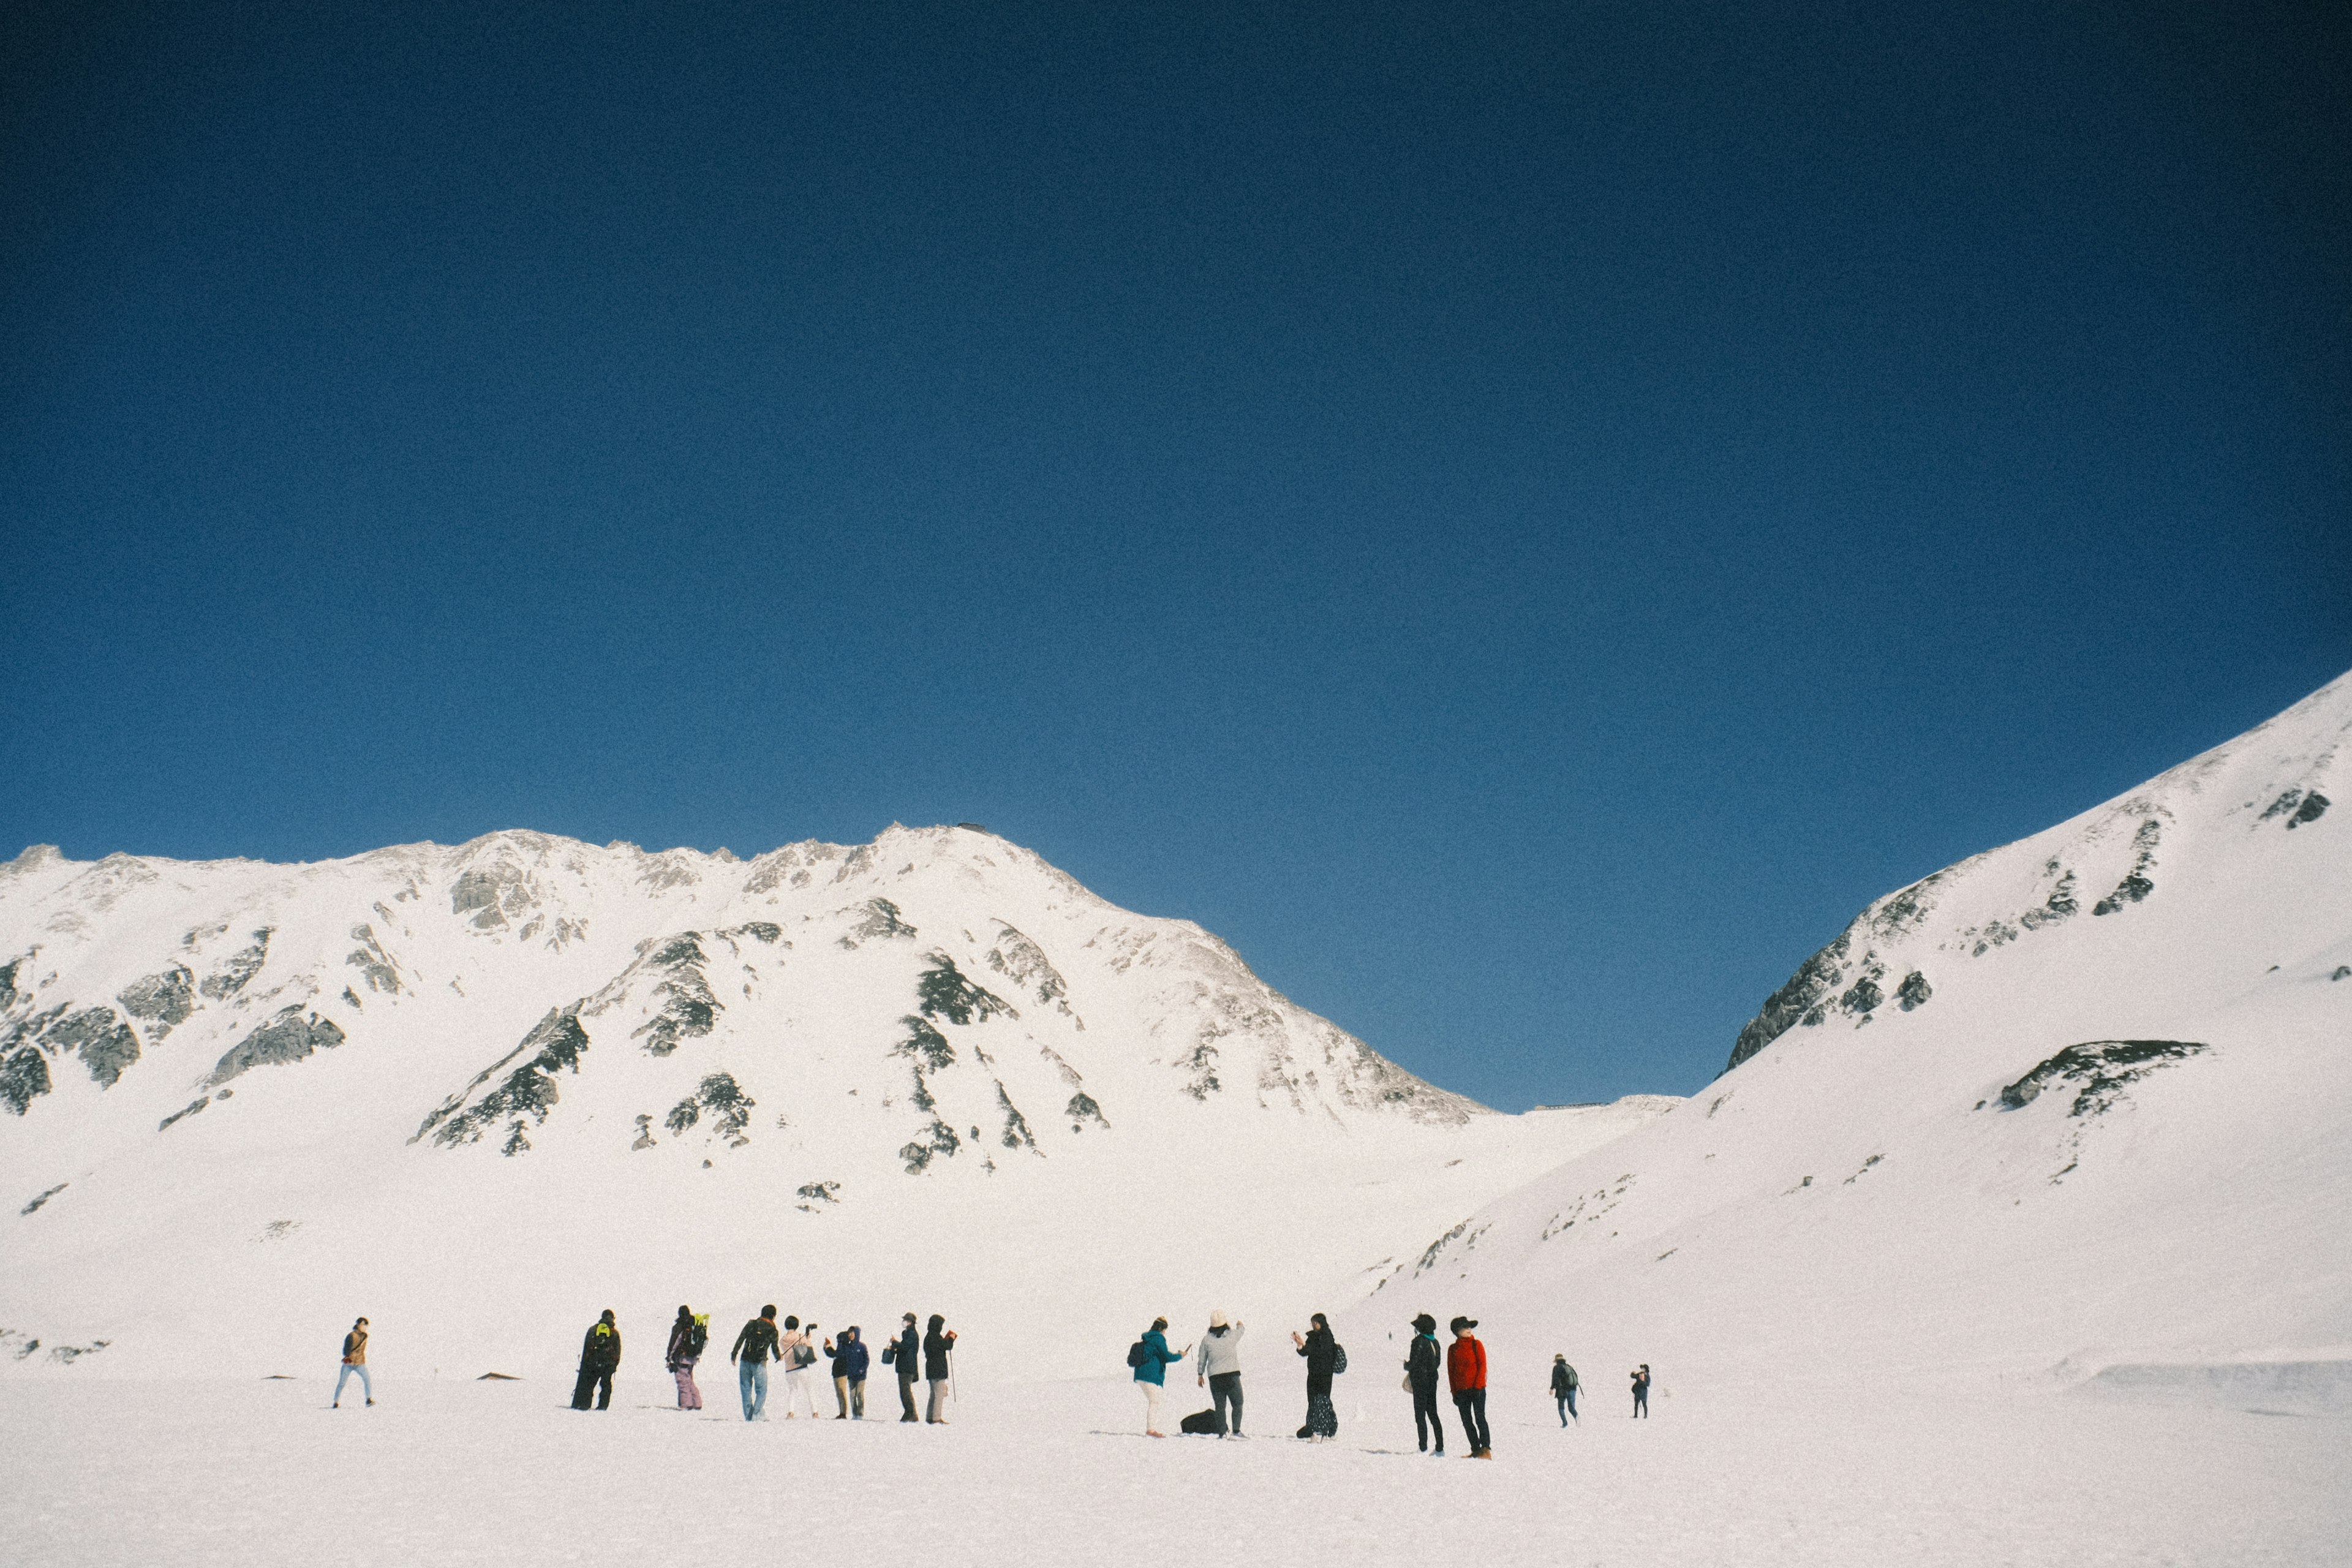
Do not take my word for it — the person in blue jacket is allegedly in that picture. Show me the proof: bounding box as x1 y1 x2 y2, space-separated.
1131 1316 1191 1437
826 1326 870 1419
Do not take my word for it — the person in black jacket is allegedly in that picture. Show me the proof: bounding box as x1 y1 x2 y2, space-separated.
922 1314 957 1424
572 1310 620 1411
1292 1313 1341 1439
888 1313 921 1422
1551 1354 1578 1425
1404 1313 1444 1455
731 1305 783 1422
1631 1363 1650 1418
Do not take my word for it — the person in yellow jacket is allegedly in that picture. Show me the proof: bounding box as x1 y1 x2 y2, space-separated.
333 1317 372 1408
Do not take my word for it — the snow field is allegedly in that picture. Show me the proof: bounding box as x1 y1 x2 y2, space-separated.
1 1373 2343 1567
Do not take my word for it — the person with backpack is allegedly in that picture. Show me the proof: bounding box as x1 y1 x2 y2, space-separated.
1447 1316 1491 1458
1128 1316 1190 1436
779 1316 822 1418
886 1313 921 1422
1195 1311 1246 1437
922 1314 957 1424
573 1310 621 1411
332 1317 372 1409
1404 1313 1445 1455
1291 1313 1343 1440
1551 1354 1578 1424
827 1325 868 1418
730 1305 783 1422
1631 1363 1650 1418
665 1306 707 1410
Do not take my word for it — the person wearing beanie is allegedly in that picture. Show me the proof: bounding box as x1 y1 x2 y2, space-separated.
1446 1316 1491 1457
1404 1313 1445 1454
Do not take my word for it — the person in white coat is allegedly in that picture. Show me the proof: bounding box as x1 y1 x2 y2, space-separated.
1195 1311 1246 1436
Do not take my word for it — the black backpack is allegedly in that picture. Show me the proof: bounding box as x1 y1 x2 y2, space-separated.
1126 1340 1153 1369
1332 1343 1348 1375
685 1316 709 1357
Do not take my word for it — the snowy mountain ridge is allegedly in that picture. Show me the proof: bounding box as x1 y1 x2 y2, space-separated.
1339 669 2352 1395
0 823 1664 1378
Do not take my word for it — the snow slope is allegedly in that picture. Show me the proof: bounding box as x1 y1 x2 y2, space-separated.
0 824 1669 1378
1337 670 2352 1396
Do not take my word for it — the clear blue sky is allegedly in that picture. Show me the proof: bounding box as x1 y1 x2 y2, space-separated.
4 2 2346 1109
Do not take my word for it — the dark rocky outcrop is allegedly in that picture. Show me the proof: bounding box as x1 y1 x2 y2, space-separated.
413 1007 588 1149
206 1007 345 1087
117 966 196 1038
200 931 272 999
1997 1039 2209 1118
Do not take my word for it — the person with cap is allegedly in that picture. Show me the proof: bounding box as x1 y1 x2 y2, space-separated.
1404 1313 1446 1454
1195 1311 1247 1437
573 1309 622 1411
1551 1354 1579 1424
1447 1316 1491 1458
887 1313 922 1422
333 1316 372 1409
1131 1316 1189 1436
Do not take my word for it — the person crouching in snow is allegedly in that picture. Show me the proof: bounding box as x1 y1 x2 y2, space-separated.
1196 1311 1246 1436
1447 1317 1490 1458
333 1317 371 1408
1130 1316 1189 1436
1292 1314 1341 1440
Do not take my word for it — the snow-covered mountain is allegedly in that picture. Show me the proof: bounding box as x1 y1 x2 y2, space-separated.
0 824 1668 1378
1340 670 2352 1400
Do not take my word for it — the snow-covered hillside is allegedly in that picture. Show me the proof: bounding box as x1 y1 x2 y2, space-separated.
1338 671 2352 1399
0 824 1668 1378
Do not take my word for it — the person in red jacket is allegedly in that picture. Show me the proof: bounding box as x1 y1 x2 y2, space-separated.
1446 1316 1491 1458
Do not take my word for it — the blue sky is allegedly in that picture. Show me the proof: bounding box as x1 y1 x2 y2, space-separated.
4 2 2346 1109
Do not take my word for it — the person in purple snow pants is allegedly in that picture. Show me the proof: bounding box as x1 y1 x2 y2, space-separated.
666 1305 707 1411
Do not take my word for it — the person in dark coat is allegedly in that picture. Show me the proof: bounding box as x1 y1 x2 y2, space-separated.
1551 1354 1580 1424
1292 1313 1341 1439
1631 1363 1650 1418
922 1313 957 1424
888 1313 921 1422
572 1310 620 1411
731 1305 784 1422
1404 1313 1446 1455
826 1326 869 1419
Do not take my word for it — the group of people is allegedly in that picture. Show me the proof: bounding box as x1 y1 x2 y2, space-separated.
1131 1310 1653 1456
577 1305 959 1425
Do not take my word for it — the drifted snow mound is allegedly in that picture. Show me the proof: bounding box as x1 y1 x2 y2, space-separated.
2068 1359 2352 1418
0 824 1670 1378
1344 669 2352 1390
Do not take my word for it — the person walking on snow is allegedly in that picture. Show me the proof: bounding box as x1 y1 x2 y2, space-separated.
923 1314 957 1423
333 1317 372 1408
665 1306 707 1410
1631 1363 1650 1418
779 1316 821 1418
1405 1313 1446 1455
731 1305 783 1422
573 1310 621 1411
1447 1316 1491 1458
1130 1316 1189 1436
827 1326 868 1419
1196 1311 1246 1437
1551 1354 1579 1424
888 1313 922 1422
1293 1313 1343 1439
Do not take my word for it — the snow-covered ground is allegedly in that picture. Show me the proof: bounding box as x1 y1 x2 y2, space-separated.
2 1373 2342 1567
